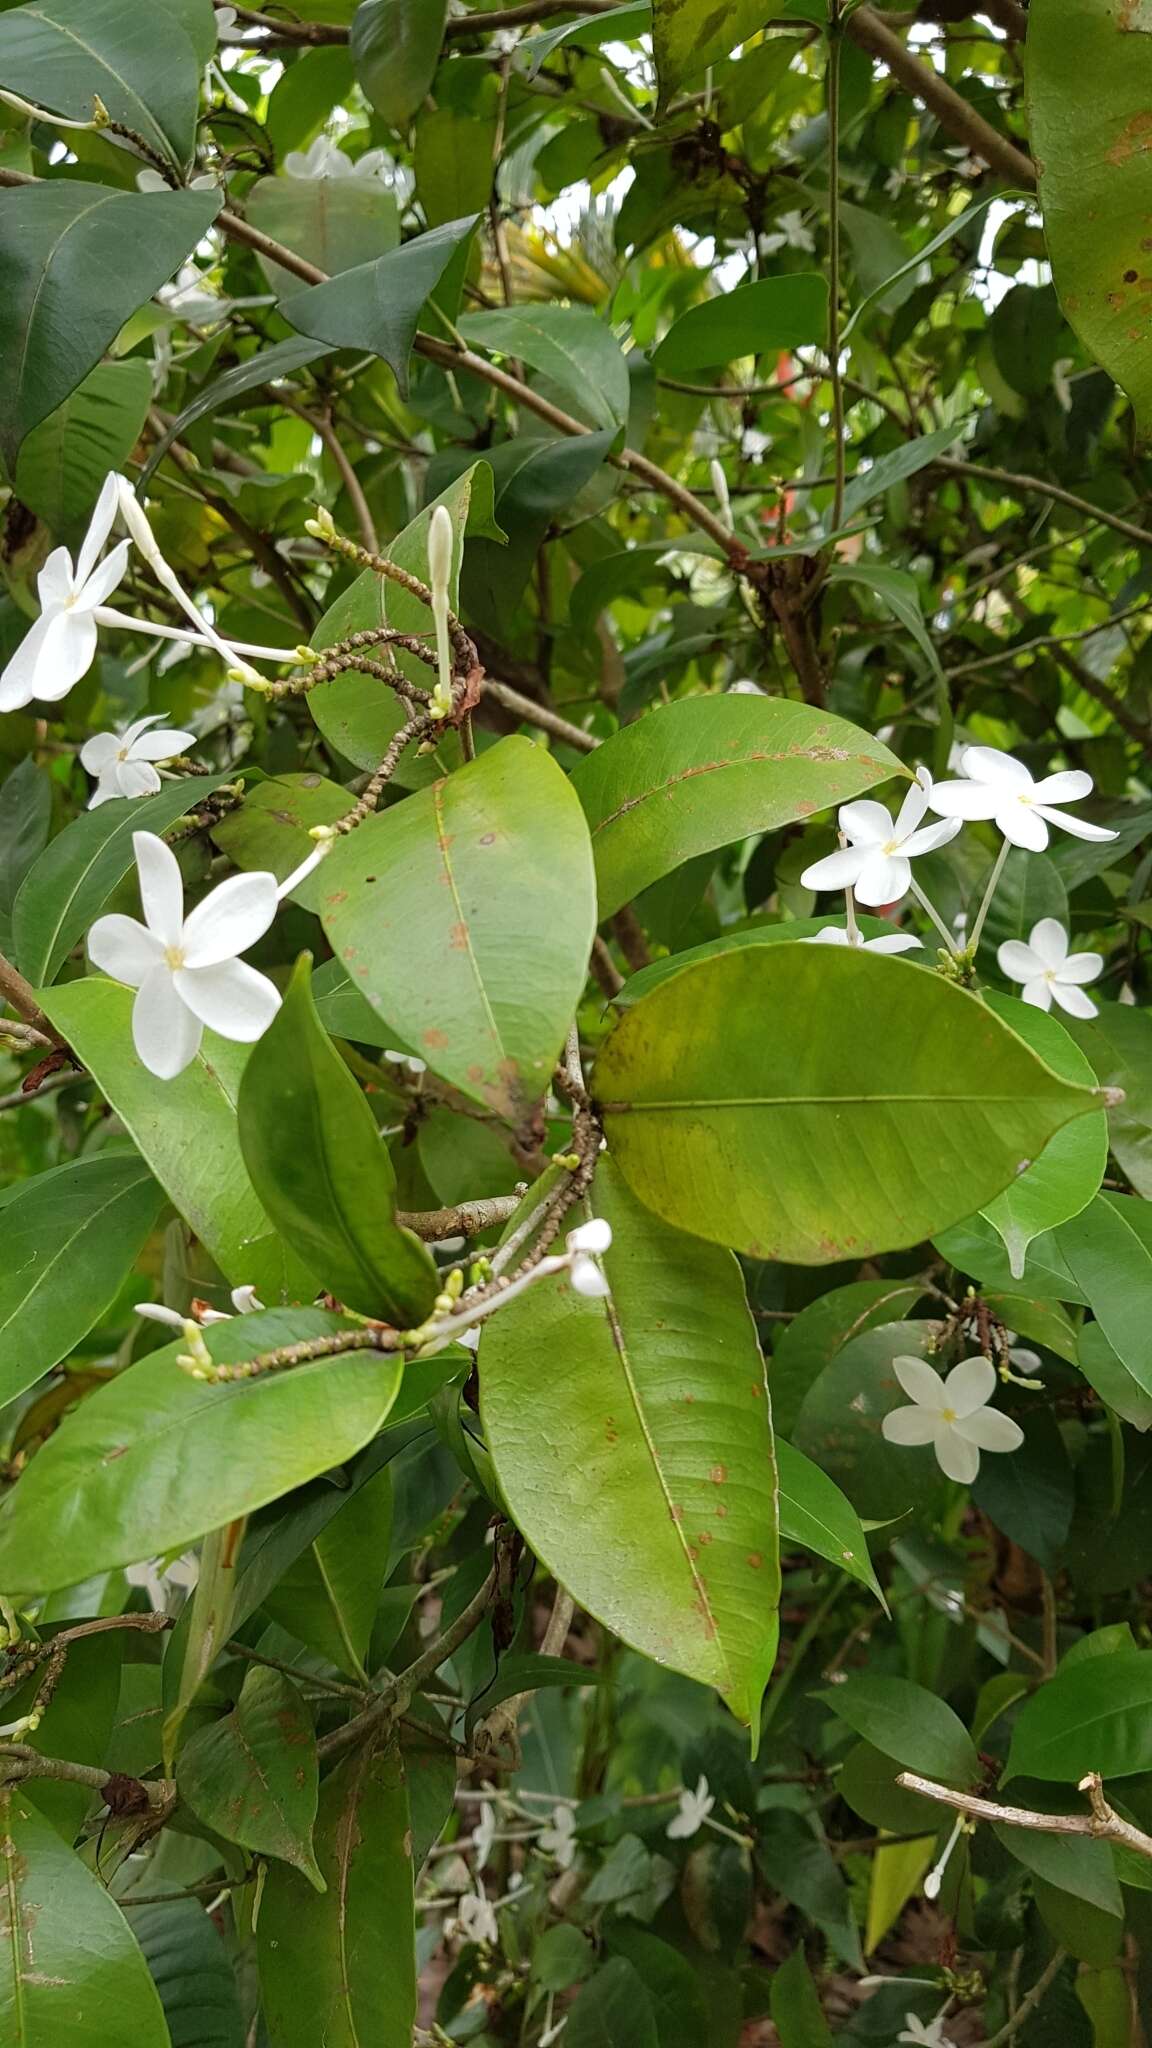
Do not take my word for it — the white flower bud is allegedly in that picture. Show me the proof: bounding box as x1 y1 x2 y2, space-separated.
567 1217 612 1255
571 1253 611 1298
428 504 454 601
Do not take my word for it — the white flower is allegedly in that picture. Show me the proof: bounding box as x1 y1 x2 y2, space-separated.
214 4 244 39
804 926 921 954
0 475 131 709
898 2016 952 2048
728 679 765 695
761 209 816 256
929 745 1117 852
800 772 961 907
452 1891 499 1946
81 714 197 808
997 917 1102 1019
135 1284 263 1329
471 1800 496 1869
88 831 283 1080
283 137 388 182
136 168 218 193
538 1805 577 1868
881 1355 1024 1485
383 1047 427 1076
566 1217 612 1298
666 1775 714 1841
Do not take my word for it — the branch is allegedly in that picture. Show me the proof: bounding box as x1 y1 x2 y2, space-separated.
280 397 379 553
845 6 1036 187
983 1948 1067 2048
0 951 62 1045
396 1196 523 1240
936 455 1152 553
228 0 621 42
318 1569 498 1764
896 1769 1152 1861
484 677 600 753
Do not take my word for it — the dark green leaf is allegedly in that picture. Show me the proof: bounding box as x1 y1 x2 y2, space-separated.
769 1278 924 1436
776 1440 884 1602
1007 1649 1152 1781
0 756 51 956
14 360 152 538
0 0 203 166
139 337 334 490
1057 1193 1152 1397
459 305 632 432
178 1666 323 1885
128 1898 246 2048
566 1959 659 2048
653 0 793 102
281 216 480 398
263 1464 393 1680
350 0 449 128
652 276 828 373
769 1948 834 2048
819 1674 979 1784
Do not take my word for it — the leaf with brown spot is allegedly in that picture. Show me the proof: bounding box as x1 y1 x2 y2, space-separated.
177 1666 323 1887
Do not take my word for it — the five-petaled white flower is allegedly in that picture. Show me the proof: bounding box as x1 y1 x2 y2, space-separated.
881 1356 1023 1485
88 832 286 1080
567 1217 613 1298
0 474 130 709
801 772 960 907
452 1891 499 1947
805 926 921 954
997 917 1103 1019
898 2015 952 2048
538 1805 577 1868
81 714 197 808
666 1775 714 1841
929 745 1117 852
761 209 816 256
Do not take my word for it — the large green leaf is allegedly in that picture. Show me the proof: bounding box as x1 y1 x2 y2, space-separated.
350 0 449 129
819 1675 979 1785
793 1322 941 1521
1029 0 1152 433
569 697 903 918
595 946 1100 1263
258 1741 416 2048
281 215 479 398
1057 1193 1152 1398
239 958 438 1323
246 174 400 292
178 1666 323 1886
14 772 234 985
40 978 315 1299
459 304 632 433
480 1162 781 1727
0 0 203 167
0 183 220 465
128 1898 246 2048
263 1465 392 1680
319 737 597 1122
612 916 905 1009
567 1960 659 2048
0 1309 401 1592
1007 1649 1152 1781
13 359 152 538
306 462 497 783
0 1153 166 1409
1065 1001 1152 1199
652 276 829 373
653 0 784 101
979 993 1107 1279
0 1789 169 2046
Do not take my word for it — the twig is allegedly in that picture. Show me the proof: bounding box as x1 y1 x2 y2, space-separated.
895 1770 1152 1862
0 1069 81 1113
484 677 599 753
844 6 1036 186
318 1569 498 1764
982 1947 1067 2048
935 456 1152 553
281 397 378 553
826 1 847 536
0 951 61 1045
396 1197 522 1240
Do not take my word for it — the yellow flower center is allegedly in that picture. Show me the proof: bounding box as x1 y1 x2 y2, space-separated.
940 1406 957 1423
164 945 186 971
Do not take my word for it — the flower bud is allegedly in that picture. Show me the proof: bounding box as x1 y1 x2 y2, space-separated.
428 505 454 602
568 1217 612 1256
571 1253 611 1299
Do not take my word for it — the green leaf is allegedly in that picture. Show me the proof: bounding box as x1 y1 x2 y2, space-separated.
756 1811 862 1969
246 173 400 292
819 1675 979 1784
825 561 943 680
40 978 315 1299
977 849 1068 968
653 0 789 101
461 431 615 636
793 1322 941 1520
603 1929 708 2048
350 0 449 128
1006 1649 1152 1781
838 423 961 525
0 756 51 957
769 1947 834 2048
263 1465 392 1681
5 1627 123 1841
139 336 334 490
523 4 651 77
776 1440 885 1603
934 1211 1088 1302
1028 0 1152 433
0 182 221 465
211 774 350 908
0 1153 166 1410
13 359 152 538
480 1161 781 1727
178 1666 323 1886
239 957 438 1322
651 275 828 373
566 1959 659 2048
1078 1319 1152 1431
306 462 497 782
258 1741 416 2048
319 737 597 1122
769 1278 925 1436
414 106 499 229
128 1898 246 2048
570 696 904 919
971 1409 1074 1571
612 915 901 1010
1064 1000 1152 1199
281 216 480 398
459 305 632 433
1057 1193 1152 1398
979 993 1107 1279
462 1653 603 1735
994 1825 1123 1917
14 773 235 986
0 0 203 167
596 946 1100 1263
0 1789 169 2046
0 1308 401 1592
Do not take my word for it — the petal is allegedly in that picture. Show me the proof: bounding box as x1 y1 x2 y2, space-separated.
934 1422 980 1485
116 758 162 800
805 926 851 945
943 1355 996 1417
75 537 131 611
961 745 1033 792
133 831 185 947
927 779 1001 821
800 848 867 892
1061 950 1103 985
36 547 76 609
1034 805 1117 844
87 777 119 809
135 1302 185 1329
181 871 280 967
1031 769 1093 805
997 802 1049 852
0 609 96 706
882 1406 940 1446
900 815 963 858
74 473 122 587
955 1407 1024 1453
1021 976 1054 1011
854 853 910 906
87 912 164 987
1027 918 1070 969
174 958 281 1041
79 730 121 774
838 800 894 848
997 941 1044 983
892 1356 946 1410
129 726 196 762
891 779 928 840
864 932 922 953
1051 980 1099 1019
120 713 167 747
131 964 203 1078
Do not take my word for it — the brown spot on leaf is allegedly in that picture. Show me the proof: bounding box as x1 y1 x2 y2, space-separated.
709 1464 727 1484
